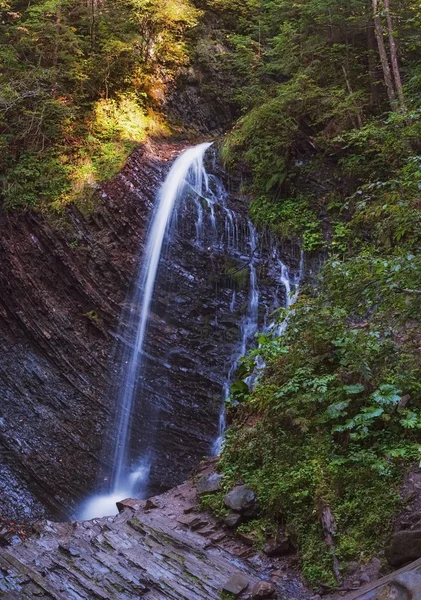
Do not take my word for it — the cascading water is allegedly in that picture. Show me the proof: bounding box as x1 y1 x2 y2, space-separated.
213 221 260 454
79 142 302 519
276 248 304 336
80 143 212 519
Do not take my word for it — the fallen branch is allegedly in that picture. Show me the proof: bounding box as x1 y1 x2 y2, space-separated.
320 583 360 592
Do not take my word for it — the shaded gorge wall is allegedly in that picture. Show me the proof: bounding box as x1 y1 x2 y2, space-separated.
0 142 302 522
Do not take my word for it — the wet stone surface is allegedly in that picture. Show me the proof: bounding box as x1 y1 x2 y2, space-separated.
0 466 311 600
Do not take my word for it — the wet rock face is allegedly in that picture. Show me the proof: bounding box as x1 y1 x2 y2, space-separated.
0 142 174 521
0 141 301 521
101 158 301 496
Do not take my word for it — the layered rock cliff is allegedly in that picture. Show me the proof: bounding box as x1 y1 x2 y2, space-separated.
0 140 301 523
0 142 166 521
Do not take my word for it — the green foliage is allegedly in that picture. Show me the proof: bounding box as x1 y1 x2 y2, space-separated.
3 150 71 209
214 1 421 575
220 286 419 582
0 0 198 210
250 195 324 250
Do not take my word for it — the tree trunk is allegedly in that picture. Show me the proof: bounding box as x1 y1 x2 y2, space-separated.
367 0 381 107
372 0 396 108
89 0 97 49
342 64 363 128
383 0 406 110
319 502 342 584
53 4 61 94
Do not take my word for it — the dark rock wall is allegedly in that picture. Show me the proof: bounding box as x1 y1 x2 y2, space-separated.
100 158 301 496
0 141 301 522
0 142 173 521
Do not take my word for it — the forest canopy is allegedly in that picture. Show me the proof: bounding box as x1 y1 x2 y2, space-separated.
0 0 200 209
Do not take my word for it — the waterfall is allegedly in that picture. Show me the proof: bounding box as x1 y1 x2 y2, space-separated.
276 248 304 336
78 142 301 520
213 246 304 454
80 143 212 519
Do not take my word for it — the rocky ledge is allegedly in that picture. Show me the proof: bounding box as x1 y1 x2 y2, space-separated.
0 461 312 600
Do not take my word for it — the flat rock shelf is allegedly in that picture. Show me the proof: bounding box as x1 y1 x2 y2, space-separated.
0 463 310 600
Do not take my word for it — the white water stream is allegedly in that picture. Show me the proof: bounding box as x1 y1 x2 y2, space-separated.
79 143 301 519
80 143 212 519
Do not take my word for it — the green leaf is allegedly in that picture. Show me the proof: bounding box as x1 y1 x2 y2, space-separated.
372 385 401 406
343 383 365 395
230 380 249 396
325 400 350 419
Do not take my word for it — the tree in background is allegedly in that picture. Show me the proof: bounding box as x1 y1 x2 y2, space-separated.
372 0 406 110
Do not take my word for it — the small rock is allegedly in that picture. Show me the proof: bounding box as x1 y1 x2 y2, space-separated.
252 580 276 598
183 505 196 514
177 514 209 530
270 569 284 579
247 555 264 569
145 497 164 510
385 529 421 566
59 544 80 557
345 561 360 575
263 533 292 557
196 472 223 495
116 498 144 512
178 514 201 527
0 532 16 547
210 531 226 543
236 532 254 547
223 513 242 528
197 527 215 538
191 519 209 531
224 485 258 516
223 572 249 596
360 573 370 584
370 557 382 580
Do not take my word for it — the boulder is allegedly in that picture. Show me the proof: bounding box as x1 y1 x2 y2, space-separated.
224 485 258 516
252 580 275 598
223 572 249 596
223 513 242 528
196 472 223 495
263 533 292 557
116 498 144 513
385 530 421 566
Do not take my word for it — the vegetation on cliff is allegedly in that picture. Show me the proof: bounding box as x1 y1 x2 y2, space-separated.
0 0 202 209
204 0 421 587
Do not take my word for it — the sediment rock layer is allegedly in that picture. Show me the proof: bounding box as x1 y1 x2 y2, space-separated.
0 463 310 599
0 140 300 521
0 142 179 521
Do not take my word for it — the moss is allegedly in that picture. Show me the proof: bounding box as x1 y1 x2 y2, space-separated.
199 492 230 519
217 420 401 585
